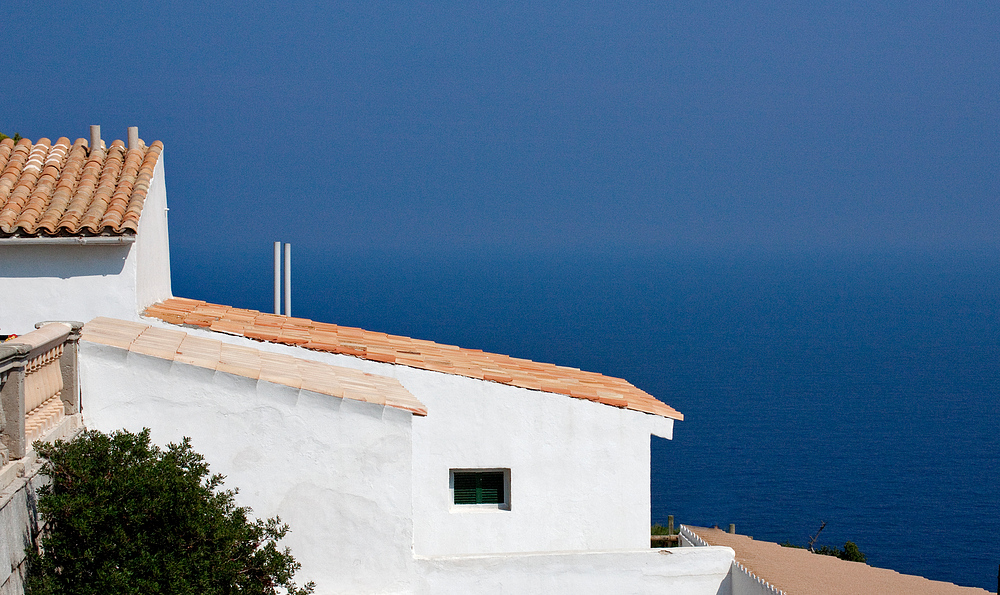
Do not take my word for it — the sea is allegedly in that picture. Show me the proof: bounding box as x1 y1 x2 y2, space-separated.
175 248 1000 591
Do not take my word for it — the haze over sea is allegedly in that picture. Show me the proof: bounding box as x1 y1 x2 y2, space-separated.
176 247 1000 591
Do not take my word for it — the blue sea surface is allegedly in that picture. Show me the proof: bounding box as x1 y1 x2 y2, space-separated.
175 249 1000 590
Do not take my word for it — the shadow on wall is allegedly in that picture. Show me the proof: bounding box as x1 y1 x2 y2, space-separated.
0 244 129 278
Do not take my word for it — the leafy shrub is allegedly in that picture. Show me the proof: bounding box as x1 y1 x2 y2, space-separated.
809 543 867 563
838 541 867 563
813 545 839 556
26 428 314 595
782 539 867 563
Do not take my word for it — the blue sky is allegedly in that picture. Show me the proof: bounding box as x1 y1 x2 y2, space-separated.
4 1 999 259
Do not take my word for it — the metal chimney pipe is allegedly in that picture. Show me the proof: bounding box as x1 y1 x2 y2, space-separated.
283 243 291 317
128 126 139 150
89 125 101 150
274 242 282 315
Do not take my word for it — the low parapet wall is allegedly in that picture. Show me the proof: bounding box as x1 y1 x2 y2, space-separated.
680 524 711 547
680 525 786 595
415 547 736 595
731 560 785 595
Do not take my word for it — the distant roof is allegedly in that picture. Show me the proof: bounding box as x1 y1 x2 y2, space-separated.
143 298 683 420
0 136 163 237
82 317 427 416
687 526 991 595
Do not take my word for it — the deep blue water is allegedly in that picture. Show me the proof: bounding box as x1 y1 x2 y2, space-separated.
175 248 1000 591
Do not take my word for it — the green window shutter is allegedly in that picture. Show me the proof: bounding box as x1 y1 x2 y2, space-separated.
453 471 506 505
478 472 503 504
454 473 479 504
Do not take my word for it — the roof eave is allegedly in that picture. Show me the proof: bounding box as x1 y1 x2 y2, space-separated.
0 234 136 245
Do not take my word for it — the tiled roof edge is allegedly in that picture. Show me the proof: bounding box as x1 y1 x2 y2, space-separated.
80 316 427 417
143 299 684 421
0 136 163 238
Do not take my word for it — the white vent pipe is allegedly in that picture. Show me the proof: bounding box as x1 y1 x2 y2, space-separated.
89 125 101 150
273 242 282 315
128 127 139 150
284 243 291 317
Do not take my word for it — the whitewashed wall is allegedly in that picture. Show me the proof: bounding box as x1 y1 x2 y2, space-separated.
79 342 415 595
731 561 784 595
406 372 669 556
0 243 135 333
415 547 735 595
156 325 675 557
134 153 173 311
0 157 172 335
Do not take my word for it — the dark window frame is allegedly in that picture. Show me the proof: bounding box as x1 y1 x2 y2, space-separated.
450 468 511 511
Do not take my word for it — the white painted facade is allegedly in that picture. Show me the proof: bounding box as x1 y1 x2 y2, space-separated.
414 547 735 595
132 156 173 311
0 154 172 334
157 324 675 557
406 368 672 556
79 342 416 594
4 143 744 594
77 329 734 594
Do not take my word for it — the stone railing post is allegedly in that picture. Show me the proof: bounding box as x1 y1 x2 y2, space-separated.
0 343 29 461
36 321 84 414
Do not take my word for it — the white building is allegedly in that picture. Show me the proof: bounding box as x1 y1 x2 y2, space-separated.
1 130 739 594
0 128 171 334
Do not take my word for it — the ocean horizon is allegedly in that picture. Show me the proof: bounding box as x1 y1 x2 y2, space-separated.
175 247 1000 590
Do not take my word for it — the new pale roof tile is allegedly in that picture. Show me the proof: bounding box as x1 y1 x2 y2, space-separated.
0 135 163 238
687 526 991 595
175 335 223 369
82 317 426 415
143 298 682 421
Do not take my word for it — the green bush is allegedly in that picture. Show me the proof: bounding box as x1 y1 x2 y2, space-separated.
810 542 867 563
838 541 867 563
26 429 314 595
781 539 867 563
0 132 22 142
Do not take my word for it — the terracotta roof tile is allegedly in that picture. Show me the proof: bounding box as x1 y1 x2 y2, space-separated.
687 526 990 595
260 352 302 389
218 343 262 379
0 135 163 238
175 335 222 369
81 317 425 415
130 326 187 360
142 298 682 421
209 318 247 335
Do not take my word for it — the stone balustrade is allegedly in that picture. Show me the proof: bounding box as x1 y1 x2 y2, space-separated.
0 321 82 464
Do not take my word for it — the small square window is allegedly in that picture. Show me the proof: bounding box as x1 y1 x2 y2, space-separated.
450 469 510 510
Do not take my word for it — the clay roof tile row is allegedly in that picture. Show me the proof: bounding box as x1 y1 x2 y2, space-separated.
81 317 426 416
143 298 682 421
0 136 163 237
